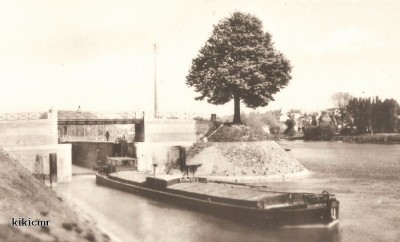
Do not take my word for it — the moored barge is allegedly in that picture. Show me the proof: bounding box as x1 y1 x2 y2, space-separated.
96 171 339 227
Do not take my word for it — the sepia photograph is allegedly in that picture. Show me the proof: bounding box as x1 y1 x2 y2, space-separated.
0 1 399 241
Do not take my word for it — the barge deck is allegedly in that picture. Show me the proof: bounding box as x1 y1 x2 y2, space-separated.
97 171 339 227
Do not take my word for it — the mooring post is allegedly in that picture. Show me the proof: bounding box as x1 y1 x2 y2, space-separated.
211 114 216 122
153 164 158 177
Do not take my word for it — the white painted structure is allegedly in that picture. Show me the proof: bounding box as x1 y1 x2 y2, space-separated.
0 111 72 183
135 118 199 174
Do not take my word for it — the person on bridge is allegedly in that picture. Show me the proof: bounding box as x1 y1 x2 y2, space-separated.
76 105 82 118
105 131 110 141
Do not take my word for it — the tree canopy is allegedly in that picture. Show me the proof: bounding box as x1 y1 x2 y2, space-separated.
186 12 292 124
347 96 400 133
331 92 353 127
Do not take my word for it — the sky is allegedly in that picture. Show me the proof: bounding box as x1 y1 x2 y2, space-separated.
1 0 399 116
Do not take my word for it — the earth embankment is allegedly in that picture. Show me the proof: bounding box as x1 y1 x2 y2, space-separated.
186 141 307 178
0 148 112 242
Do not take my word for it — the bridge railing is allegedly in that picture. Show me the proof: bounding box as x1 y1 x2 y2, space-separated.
57 111 144 120
0 111 211 121
0 112 48 121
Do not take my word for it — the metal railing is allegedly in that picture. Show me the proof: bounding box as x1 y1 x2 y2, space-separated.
58 111 210 121
0 112 48 121
0 111 211 122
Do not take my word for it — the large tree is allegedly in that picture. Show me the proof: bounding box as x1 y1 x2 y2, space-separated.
381 98 400 133
347 97 372 133
331 92 352 128
186 12 292 124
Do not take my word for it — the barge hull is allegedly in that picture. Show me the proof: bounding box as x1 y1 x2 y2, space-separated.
96 174 338 227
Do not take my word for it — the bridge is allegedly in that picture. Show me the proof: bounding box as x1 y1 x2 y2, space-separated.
0 110 212 185
1 111 213 143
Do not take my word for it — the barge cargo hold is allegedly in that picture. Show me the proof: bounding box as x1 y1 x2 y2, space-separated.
96 171 339 227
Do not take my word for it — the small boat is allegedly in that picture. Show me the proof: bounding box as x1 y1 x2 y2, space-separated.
96 171 339 227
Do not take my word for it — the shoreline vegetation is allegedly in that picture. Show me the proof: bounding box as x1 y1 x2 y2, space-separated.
204 122 400 144
288 133 400 144
231 94 400 145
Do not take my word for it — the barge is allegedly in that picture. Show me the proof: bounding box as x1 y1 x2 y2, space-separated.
96 171 339 227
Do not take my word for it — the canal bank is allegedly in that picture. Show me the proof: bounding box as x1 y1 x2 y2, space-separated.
0 149 113 242
290 133 400 144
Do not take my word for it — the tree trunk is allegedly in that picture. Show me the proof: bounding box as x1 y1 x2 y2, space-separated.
233 95 242 124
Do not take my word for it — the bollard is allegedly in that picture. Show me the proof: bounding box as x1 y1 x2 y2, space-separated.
153 164 158 177
211 114 217 121
49 153 57 187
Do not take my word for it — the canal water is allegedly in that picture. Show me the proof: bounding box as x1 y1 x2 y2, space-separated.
57 141 400 242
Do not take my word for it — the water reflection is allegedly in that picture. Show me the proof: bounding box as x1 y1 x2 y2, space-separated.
57 175 340 242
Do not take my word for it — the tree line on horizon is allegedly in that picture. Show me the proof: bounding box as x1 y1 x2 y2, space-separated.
303 92 400 138
345 96 400 134
236 92 400 141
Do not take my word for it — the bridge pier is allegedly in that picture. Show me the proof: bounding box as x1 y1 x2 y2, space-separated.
134 121 145 142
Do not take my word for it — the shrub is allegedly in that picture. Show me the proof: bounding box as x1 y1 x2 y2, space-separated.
285 129 296 136
284 119 296 136
340 126 357 135
269 126 281 135
303 126 321 139
319 123 336 139
387 135 400 143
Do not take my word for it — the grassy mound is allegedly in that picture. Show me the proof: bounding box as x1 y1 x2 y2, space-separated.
0 149 112 242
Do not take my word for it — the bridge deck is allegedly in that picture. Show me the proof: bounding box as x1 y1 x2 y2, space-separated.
57 111 144 125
